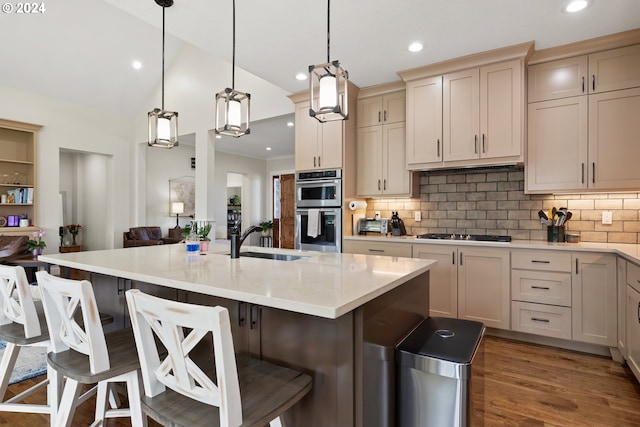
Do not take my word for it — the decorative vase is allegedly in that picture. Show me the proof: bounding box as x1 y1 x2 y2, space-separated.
200 240 210 252
72 234 77 245
32 248 41 257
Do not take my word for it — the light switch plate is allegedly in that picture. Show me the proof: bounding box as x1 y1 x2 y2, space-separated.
602 211 613 224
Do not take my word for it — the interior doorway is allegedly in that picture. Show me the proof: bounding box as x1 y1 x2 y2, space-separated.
273 173 295 249
226 172 244 239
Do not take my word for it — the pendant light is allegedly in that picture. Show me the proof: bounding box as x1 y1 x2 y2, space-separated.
309 0 349 122
215 0 251 138
148 0 179 148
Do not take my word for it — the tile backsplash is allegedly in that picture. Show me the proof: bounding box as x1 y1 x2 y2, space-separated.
362 166 640 243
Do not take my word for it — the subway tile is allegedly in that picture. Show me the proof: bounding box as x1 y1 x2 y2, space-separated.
447 192 467 202
477 220 498 229
509 210 531 220
497 219 519 229
567 199 595 210
448 210 467 219
438 219 458 228
457 220 477 229
486 211 508 220
438 184 458 193
429 193 447 202
477 182 497 192
477 201 498 211
467 192 487 201
486 172 508 182
567 221 595 231
447 175 466 184
467 210 487 220
497 201 520 210
457 183 477 192
619 210 639 221
466 174 487 183
519 220 544 230
624 221 640 232
438 201 457 211
486 192 508 201
428 175 447 185
457 201 477 211
497 181 520 191
624 199 640 210
595 222 623 232
595 199 623 210
580 232 608 243
608 233 638 244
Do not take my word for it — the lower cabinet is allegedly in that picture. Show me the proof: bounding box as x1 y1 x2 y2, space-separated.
343 239 412 257
626 278 640 380
412 244 510 330
572 253 617 347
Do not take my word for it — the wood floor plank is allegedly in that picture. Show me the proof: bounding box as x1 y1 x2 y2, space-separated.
1 335 639 425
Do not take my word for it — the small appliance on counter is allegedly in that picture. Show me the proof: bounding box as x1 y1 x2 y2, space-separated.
357 218 389 235
390 211 407 236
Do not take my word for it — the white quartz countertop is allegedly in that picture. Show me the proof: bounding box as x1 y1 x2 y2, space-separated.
39 243 435 319
345 234 640 264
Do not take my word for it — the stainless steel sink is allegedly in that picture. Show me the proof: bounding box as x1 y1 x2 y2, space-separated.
238 251 306 261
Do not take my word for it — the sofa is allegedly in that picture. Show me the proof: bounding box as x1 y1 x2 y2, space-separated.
123 226 182 248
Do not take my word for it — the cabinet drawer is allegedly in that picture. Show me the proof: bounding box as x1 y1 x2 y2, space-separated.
627 261 640 293
512 270 572 307
512 250 571 272
343 240 412 257
511 301 572 340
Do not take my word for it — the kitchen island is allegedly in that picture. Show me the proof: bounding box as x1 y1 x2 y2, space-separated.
40 243 435 427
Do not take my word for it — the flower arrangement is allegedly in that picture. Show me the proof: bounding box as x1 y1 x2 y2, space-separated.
66 224 82 245
28 229 46 254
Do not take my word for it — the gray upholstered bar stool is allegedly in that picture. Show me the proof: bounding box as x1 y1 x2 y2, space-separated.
126 289 312 427
0 265 51 415
36 271 145 427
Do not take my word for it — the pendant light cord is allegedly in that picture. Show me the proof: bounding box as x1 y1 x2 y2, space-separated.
326 0 330 63
231 0 236 90
161 6 166 110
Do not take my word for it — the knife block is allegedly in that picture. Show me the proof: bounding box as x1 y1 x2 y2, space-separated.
547 226 565 243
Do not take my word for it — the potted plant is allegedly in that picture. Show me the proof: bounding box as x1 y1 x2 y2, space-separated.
259 220 274 237
28 229 46 256
230 194 240 206
198 223 212 251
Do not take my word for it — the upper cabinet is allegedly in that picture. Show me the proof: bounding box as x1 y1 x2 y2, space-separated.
356 85 413 197
399 42 532 171
526 33 640 193
0 118 41 234
289 84 359 173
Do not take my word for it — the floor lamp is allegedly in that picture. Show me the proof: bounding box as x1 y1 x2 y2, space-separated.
171 202 184 229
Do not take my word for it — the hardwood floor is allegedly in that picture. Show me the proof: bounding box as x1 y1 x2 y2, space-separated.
1 335 639 426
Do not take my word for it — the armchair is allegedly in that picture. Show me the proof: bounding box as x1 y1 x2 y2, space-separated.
123 226 182 248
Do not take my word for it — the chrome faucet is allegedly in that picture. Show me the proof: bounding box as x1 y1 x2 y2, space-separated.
230 224 263 258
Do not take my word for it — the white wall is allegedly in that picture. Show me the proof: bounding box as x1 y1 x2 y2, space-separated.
145 143 195 231
0 84 133 252
265 156 295 221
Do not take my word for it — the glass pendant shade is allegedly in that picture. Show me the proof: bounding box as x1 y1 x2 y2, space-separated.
215 88 251 138
309 60 348 122
148 108 179 148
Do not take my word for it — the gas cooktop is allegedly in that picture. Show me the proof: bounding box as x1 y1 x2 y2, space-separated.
416 233 512 242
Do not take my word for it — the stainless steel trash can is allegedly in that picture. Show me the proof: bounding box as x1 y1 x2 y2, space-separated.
396 317 485 427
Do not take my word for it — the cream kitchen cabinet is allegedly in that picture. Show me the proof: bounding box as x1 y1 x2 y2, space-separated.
405 76 443 169
356 89 412 197
527 42 640 193
443 60 522 164
528 44 640 102
626 261 640 381
294 100 343 171
357 91 405 127
343 239 412 258
572 253 617 347
511 250 573 340
357 121 411 197
527 87 640 192
412 244 510 329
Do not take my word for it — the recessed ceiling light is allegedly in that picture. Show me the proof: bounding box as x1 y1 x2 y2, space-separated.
132 60 142 69
565 0 588 12
295 73 308 81
287 122 294 127
266 147 272 151
408 42 423 53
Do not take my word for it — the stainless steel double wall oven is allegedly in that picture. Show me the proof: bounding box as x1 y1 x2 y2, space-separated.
295 169 342 253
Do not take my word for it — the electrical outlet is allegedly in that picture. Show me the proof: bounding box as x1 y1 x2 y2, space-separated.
414 211 422 222
602 211 613 225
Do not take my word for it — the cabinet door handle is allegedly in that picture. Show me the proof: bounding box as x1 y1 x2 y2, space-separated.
368 249 385 253
318 156 321 168
531 317 550 323
250 304 259 330
383 179 387 191
452 251 455 265
459 252 463 266
378 111 381 123
592 162 595 184
637 302 640 323
575 258 579 274
531 286 550 290
582 76 585 93
384 110 387 122
238 301 246 327
581 163 585 184
592 74 596 91
378 179 381 191
474 135 478 154
437 139 441 158
531 260 550 264
314 157 317 168
482 134 486 153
